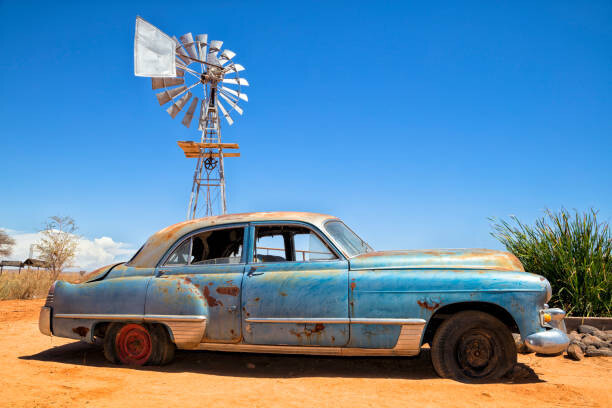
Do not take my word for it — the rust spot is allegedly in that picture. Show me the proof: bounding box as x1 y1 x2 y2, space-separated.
254 297 260 302
280 292 288 297
216 285 240 296
184 276 192 284
208 282 214 286
290 323 325 339
203 286 223 307
350 281 356 291
246 312 250 317
331 336 335 342
417 300 440 311
72 327 89 337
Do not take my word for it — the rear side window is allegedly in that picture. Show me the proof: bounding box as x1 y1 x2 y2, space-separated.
254 225 337 263
164 227 244 266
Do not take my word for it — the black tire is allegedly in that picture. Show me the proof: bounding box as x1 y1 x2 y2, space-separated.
431 310 517 382
149 324 176 365
103 323 122 364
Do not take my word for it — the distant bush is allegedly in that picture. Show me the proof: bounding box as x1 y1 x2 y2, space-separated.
0 270 82 300
490 209 611 317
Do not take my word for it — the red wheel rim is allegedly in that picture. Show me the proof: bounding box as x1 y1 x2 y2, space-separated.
115 324 152 366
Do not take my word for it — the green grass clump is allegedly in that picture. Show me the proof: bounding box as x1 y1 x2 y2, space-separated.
490 209 611 317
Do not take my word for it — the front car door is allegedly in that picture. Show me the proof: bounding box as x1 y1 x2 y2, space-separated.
146 224 247 344
241 222 350 347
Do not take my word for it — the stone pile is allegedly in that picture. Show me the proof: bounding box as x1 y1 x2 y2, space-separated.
566 324 612 360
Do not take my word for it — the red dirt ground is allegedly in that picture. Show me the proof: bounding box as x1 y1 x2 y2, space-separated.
1 299 610 407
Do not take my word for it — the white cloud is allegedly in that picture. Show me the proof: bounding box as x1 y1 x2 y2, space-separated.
1 228 136 271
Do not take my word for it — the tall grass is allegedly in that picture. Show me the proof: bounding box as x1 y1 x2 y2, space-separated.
490 209 611 317
0 270 83 300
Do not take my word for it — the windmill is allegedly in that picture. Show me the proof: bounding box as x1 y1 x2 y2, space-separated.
133 16 249 218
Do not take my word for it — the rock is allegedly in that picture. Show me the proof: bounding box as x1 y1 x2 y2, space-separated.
571 340 587 352
583 334 607 348
578 325 599 335
566 343 584 361
513 333 533 354
568 331 582 342
585 347 612 357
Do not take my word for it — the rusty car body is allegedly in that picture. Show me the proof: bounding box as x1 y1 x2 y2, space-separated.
39 212 569 381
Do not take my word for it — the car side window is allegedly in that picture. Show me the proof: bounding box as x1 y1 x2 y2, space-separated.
254 225 337 263
164 227 244 266
165 239 191 265
191 227 244 264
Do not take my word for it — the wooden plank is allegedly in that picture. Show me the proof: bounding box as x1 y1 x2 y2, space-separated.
184 152 241 158
177 140 239 151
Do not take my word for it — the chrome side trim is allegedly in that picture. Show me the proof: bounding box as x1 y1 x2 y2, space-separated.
245 317 426 325
352 318 426 325
39 307 52 336
54 313 206 322
194 342 421 356
161 320 207 347
393 323 426 353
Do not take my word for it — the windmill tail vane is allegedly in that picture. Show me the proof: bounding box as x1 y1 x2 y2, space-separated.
133 16 249 219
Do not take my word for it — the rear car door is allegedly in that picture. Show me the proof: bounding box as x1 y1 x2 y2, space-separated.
242 222 350 347
146 224 246 343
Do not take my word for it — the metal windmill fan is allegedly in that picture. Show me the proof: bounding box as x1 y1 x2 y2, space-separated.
134 16 249 218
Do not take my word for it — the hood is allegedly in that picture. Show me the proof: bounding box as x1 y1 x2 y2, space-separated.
83 262 124 282
349 249 524 272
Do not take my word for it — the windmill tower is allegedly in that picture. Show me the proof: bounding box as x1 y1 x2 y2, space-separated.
133 16 249 218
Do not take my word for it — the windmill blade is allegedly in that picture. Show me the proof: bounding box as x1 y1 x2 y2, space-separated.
196 34 208 71
208 40 223 51
151 77 184 90
179 32 198 60
156 85 187 105
220 49 236 60
166 92 192 118
216 98 234 126
219 92 243 115
181 96 199 127
223 63 245 74
221 86 248 102
222 77 249 86
172 36 190 65
219 49 236 66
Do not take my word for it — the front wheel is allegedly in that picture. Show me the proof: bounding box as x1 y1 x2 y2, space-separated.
431 311 517 382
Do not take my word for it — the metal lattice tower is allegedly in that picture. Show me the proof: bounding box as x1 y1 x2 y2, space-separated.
133 16 248 219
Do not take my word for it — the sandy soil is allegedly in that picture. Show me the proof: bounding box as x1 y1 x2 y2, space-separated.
1 299 610 408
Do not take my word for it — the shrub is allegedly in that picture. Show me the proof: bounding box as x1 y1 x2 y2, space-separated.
490 208 611 317
0 270 82 300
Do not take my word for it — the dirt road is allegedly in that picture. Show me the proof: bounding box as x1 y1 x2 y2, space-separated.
1 299 610 408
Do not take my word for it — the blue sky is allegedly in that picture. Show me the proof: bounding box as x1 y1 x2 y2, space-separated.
1 1 611 267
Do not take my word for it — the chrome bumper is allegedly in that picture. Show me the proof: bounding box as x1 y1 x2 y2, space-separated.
525 328 569 354
39 306 52 336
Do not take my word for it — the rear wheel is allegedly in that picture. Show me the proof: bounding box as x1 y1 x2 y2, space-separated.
431 311 517 382
103 323 175 366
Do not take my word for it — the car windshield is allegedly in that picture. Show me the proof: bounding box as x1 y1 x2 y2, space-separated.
324 220 373 257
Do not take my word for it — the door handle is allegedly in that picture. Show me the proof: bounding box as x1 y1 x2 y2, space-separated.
247 266 264 277
157 269 170 276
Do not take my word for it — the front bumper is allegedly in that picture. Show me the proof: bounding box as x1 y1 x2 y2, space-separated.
39 306 52 336
524 328 569 354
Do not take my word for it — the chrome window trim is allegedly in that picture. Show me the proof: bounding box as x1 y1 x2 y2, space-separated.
157 223 249 268
249 221 344 263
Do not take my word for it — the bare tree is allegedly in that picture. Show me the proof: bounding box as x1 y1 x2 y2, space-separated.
0 229 16 258
35 216 79 280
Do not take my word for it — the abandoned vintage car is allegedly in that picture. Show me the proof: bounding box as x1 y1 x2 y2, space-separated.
39 211 569 381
